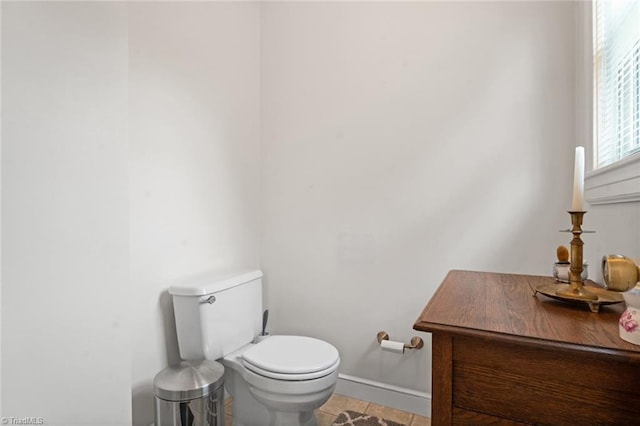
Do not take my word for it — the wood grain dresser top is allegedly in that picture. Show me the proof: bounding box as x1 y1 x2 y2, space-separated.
413 270 640 359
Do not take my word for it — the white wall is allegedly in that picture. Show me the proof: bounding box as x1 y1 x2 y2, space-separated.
128 2 260 425
0 2 3 417
1 2 130 424
2 2 260 424
261 1 577 412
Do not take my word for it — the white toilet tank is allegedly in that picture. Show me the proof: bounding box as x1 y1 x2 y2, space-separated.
169 269 263 361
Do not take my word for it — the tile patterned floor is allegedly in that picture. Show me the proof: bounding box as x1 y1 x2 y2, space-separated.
224 393 431 426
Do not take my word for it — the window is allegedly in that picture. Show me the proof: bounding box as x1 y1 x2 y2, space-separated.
587 0 640 204
594 0 639 167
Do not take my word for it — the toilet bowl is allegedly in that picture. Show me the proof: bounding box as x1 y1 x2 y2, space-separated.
169 270 341 426
223 335 340 426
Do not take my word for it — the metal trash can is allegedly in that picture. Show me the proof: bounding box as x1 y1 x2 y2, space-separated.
154 360 225 426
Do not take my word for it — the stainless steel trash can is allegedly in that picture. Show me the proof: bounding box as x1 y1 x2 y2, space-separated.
154 360 225 426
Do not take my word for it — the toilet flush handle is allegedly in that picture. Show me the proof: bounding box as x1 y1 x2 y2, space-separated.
201 295 216 304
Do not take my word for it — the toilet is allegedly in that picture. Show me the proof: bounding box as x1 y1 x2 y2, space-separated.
169 270 340 426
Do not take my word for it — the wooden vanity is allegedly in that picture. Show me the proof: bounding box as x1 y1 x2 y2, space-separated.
413 270 640 425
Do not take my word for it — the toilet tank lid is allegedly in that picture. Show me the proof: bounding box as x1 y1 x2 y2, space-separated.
169 269 263 296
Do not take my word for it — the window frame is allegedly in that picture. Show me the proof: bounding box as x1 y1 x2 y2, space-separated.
584 0 640 205
585 152 640 204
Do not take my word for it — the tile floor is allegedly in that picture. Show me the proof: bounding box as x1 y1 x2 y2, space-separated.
224 393 431 426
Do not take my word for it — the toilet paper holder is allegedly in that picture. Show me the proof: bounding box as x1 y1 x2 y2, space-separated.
376 331 424 350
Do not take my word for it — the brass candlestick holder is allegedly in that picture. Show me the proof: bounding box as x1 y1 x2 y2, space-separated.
534 211 626 312
555 211 597 301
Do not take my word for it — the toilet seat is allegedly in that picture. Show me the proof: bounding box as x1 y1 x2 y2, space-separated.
242 336 340 381
244 357 340 381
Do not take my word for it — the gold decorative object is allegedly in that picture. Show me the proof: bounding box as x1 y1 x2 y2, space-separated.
555 211 598 301
534 282 623 313
602 255 640 292
602 255 640 344
534 210 625 312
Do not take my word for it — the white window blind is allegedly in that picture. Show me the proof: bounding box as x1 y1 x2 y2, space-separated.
594 0 640 168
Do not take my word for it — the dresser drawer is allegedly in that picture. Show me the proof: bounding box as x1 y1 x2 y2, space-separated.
452 407 528 425
451 336 639 425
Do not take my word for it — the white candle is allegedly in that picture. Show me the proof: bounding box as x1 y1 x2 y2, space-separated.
571 146 585 211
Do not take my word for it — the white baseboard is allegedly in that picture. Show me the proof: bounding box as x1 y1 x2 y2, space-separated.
334 374 431 418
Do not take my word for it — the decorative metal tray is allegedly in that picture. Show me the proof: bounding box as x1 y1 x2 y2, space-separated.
534 283 624 313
